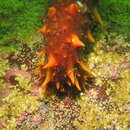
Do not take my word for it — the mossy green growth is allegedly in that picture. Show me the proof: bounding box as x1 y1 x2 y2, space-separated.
15 65 32 91
99 0 130 35
0 58 9 78
0 58 9 104
0 0 49 46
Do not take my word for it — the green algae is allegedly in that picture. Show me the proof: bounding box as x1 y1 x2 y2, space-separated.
99 0 130 36
0 59 9 78
0 59 9 95
15 74 32 91
0 0 49 48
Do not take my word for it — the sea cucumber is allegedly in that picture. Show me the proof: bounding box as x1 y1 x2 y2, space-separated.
36 0 103 93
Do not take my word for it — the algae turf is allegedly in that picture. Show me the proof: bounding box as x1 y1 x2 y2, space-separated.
74 33 130 129
0 0 49 46
0 0 130 46
99 0 130 36
0 33 130 129
0 0 130 129
0 0 130 55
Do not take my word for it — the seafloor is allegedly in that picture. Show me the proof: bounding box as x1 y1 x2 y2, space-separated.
0 32 130 130
0 0 130 129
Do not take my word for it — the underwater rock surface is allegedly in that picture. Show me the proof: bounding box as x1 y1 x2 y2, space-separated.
0 0 130 129
0 32 130 129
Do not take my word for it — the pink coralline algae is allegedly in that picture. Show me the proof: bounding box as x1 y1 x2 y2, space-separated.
121 56 130 70
5 69 31 85
31 114 42 125
0 120 6 129
0 88 11 98
125 104 130 113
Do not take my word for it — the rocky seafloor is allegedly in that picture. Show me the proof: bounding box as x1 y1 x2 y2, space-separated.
0 33 130 130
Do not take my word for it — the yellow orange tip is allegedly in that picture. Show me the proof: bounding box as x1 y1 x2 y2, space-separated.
85 31 95 42
56 82 60 89
37 51 45 58
67 3 79 15
67 67 75 84
48 7 56 17
93 8 104 27
75 79 81 91
43 54 57 69
39 26 47 33
40 69 52 89
71 34 85 47
36 61 45 66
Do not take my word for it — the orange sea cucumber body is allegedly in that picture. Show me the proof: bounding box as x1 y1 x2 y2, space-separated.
36 0 99 93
